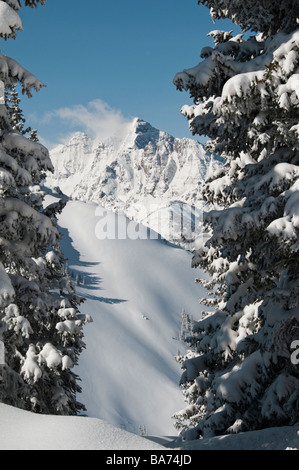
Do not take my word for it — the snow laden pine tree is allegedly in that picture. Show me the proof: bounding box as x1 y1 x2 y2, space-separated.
6 84 32 136
0 0 91 415
6 84 39 141
173 0 299 438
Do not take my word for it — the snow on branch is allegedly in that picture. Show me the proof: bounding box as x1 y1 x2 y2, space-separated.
0 54 46 97
3 1 21 11
2 130 53 172
2 0 46 11
24 0 46 8
0 197 58 250
0 1 22 39
198 0 299 35
0 261 15 306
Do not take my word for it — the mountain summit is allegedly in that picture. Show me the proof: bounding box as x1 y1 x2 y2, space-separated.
46 118 221 245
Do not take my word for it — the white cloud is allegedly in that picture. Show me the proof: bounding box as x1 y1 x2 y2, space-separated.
43 99 134 143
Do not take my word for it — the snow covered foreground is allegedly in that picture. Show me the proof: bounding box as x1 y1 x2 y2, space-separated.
0 403 166 450
1 402 298 450
1 199 298 451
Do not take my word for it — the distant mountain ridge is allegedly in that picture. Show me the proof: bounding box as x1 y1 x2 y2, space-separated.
46 118 222 246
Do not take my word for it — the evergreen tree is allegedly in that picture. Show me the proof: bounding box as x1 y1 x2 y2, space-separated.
173 0 299 438
6 84 31 135
0 0 91 415
29 128 39 142
5 84 39 140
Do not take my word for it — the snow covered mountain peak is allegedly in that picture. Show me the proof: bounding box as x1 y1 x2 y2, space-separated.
68 131 91 145
130 117 162 149
46 118 222 245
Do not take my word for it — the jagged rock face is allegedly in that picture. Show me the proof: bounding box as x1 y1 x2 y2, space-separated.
46 118 222 246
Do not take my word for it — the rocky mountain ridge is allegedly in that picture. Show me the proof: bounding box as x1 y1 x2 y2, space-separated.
46 118 222 246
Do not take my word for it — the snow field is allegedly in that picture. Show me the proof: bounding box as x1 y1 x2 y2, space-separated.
0 403 165 450
58 200 208 436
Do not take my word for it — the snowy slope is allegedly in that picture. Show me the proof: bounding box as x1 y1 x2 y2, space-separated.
0 403 165 450
1 198 298 450
46 119 222 246
57 200 208 436
1 402 298 450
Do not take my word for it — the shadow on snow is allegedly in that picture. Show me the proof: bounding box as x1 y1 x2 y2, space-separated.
59 225 127 305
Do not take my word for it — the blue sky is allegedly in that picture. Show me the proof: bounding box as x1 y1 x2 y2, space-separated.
2 0 239 147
